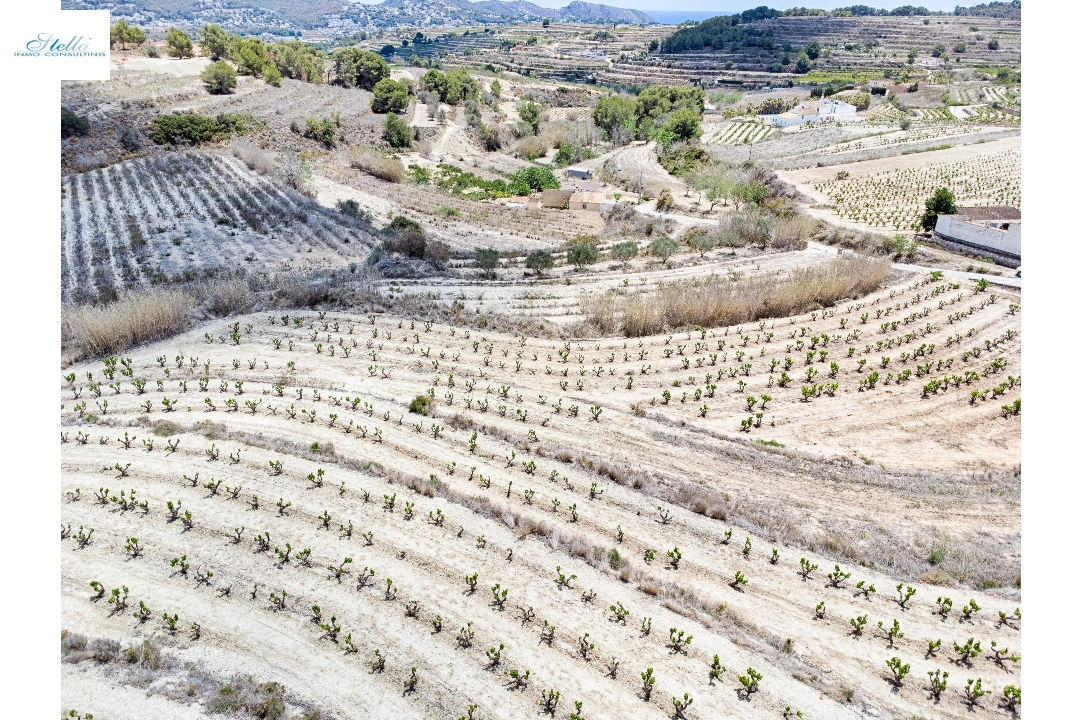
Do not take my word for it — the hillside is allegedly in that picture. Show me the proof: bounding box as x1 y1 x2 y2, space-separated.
62 0 656 33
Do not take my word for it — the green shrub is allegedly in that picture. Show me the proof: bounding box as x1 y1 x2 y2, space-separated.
475 248 500 277
383 113 413 149
201 60 237 94
526 249 555 276
151 113 228 145
332 48 388 89
164 27 193 58
371 78 410 114
510 166 559 192
61 108 89 138
409 395 432 414
567 243 598 269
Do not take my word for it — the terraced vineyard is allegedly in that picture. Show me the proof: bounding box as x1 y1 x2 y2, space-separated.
704 121 775 146
61 152 374 302
61 269 1021 719
813 148 1021 230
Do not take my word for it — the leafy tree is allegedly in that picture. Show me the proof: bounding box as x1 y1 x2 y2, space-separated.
794 51 811 73
490 79 501 98
383 113 413 149
110 21 147 50
518 102 543 135
199 24 229 60
987 38 1000 50
662 108 702 141
201 61 237 95
267 40 325 83
525 249 555 276
509 166 559 192
920 187 957 231
371 78 410 113
333 48 388 90
164 27 194 59
805 40 821 59
636 85 673 119
567 243 598 269
592 95 637 143
475 248 500 277
542 18 551 27
61 108 90 138
420 67 479 104
263 63 282 87
229 36 268 76
610 241 638 266
650 236 679 261
687 231 717 257
379 44 397 57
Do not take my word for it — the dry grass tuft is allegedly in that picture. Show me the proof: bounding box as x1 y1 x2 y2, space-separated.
586 256 889 337
772 215 817 251
199 277 253 317
230 139 275 176
62 288 193 361
348 147 403 183
515 135 548 160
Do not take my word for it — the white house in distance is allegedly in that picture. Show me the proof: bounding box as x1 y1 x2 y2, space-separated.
762 98 858 127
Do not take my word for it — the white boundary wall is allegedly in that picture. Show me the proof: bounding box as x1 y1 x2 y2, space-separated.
934 216 1021 258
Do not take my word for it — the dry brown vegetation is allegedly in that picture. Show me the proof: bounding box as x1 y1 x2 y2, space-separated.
61 289 193 360
587 256 890 336
348 147 404 184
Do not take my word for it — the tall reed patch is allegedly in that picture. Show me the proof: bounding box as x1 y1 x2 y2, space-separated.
586 256 889 337
62 288 193 360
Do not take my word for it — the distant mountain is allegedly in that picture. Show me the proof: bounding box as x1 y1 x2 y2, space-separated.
62 0 656 32
335 0 655 28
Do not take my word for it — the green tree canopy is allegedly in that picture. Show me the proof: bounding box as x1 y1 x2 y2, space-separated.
509 166 559 191
921 187 957 231
662 108 703 142
610 241 638 265
525 249 555 276
518 101 542 135
371 78 410 113
199 24 228 59
592 95 636 142
332 48 388 90
687 231 717 257
164 28 193 59
201 60 237 95
650 236 679 261
268 41 325 83
567 243 599 269
110 20 147 50
383 113 413 149
475 248 500 277
229 36 268 76
794 51 811 73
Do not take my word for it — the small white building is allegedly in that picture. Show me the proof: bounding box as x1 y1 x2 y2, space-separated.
934 207 1020 260
762 99 858 127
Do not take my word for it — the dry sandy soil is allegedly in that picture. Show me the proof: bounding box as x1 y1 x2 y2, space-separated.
61 268 1021 720
61 56 1022 720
